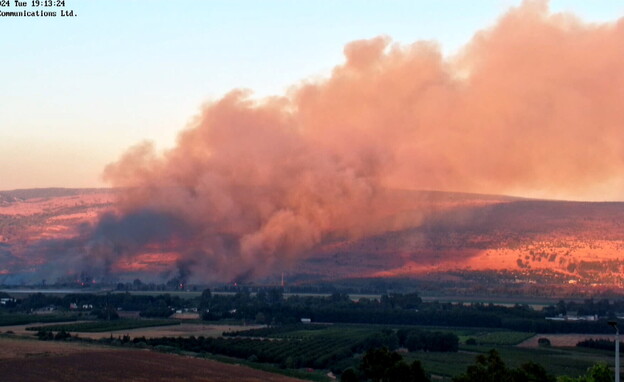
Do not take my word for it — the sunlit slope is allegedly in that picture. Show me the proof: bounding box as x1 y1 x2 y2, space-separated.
298 195 624 285
0 188 114 276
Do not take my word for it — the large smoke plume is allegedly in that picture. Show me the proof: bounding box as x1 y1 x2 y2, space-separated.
34 1 624 281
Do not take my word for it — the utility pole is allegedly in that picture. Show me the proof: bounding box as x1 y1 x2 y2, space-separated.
106 292 111 321
609 321 620 382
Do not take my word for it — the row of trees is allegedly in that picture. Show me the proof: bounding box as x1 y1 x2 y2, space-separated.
543 298 624 318
3 289 623 334
576 338 622 351
340 348 612 382
199 289 618 333
397 328 459 352
0 292 189 318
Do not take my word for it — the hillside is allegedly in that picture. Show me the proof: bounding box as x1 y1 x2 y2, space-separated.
1 187 623 289
0 188 115 281
294 197 624 288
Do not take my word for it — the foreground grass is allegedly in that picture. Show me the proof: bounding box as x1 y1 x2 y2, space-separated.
202 353 332 382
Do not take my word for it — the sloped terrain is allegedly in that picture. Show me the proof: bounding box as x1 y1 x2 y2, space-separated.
0 337 304 382
296 198 624 286
0 189 115 280
1 187 623 288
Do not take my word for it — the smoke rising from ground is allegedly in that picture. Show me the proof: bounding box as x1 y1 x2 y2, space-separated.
38 1 624 281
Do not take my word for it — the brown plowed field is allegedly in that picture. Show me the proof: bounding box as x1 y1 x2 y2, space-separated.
517 333 612 348
0 337 305 382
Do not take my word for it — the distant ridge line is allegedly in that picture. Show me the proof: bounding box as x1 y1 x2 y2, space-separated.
0 187 116 200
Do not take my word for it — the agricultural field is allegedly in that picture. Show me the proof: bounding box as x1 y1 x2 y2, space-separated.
413 330 619 381
147 324 376 371
1 288 623 380
456 329 535 345
196 324 618 380
0 318 620 381
401 344 615 381
517 333 614 348
0 335 307 382
16 321 262 340
0 313 78 327
0 336 109 359
27 319 179 333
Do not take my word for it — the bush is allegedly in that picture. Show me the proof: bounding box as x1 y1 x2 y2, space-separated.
405 330 458 352
54 330 71 340
537 337 551 347
360 347 431 382
36 330 54 341
341 368 358 382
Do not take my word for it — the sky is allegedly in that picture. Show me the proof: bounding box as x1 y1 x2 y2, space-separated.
1 0 623 191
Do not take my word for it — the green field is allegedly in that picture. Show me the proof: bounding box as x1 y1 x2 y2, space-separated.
456 329 535 345
2 288 620 381
221 324 617 380
0 313 78 326
402 345 613 381
4 316 616 380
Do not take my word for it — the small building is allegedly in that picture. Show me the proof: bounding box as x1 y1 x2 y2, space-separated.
0 298 16 305
546 313 598 321
33 305 57 314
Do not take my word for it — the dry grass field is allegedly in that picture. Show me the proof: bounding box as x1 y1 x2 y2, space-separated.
0 336 108 359
0 336 305 382
2 322 263 340
70 323 264 340
517 333 613 348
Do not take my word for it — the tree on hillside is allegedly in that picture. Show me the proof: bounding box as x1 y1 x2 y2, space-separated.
453 349 555 382
453 349 510 382
341 368 358 382
511 361 556 382
558 363 612 382
199 288 212 310
359 347 430 382
361 347 402 381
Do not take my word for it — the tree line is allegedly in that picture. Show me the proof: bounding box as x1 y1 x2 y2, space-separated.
2 289 623 334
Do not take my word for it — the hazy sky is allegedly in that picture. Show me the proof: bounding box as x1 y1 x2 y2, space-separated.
1 0 623 190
